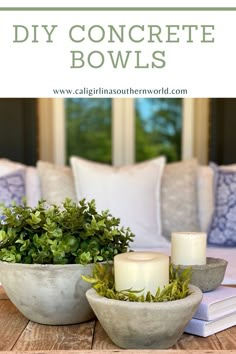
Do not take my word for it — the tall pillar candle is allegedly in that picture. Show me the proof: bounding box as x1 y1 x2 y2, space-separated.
171 232 207 266
114 252 169 296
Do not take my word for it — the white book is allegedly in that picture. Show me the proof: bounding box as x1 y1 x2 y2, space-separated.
193 286 236 321
184 311 236 337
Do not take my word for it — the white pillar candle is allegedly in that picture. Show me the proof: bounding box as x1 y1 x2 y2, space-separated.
114 251 169 296
171 232 207 266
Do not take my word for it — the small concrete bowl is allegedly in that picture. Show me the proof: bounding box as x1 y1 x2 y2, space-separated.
86 285 202 349
173 257 228 292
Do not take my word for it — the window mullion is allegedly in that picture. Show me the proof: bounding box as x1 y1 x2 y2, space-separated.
52 98 66 166
182 98 195 160
112 98 135 166
112 98 124 166
123 98 135 165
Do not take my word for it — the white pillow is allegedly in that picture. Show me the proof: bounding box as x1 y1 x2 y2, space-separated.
70 156 166 249
0 158 25 176
198 164 236 232
0 159 41 207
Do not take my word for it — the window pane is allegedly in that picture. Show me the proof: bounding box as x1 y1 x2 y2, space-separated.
135 98 182 162
65 98 112 164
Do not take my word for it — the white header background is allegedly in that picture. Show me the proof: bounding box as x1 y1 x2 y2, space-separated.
0 4 235 97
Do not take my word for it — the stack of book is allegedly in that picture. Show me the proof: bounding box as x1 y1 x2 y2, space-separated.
184 285 236 337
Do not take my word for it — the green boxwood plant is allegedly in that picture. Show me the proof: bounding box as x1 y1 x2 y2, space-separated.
0 199 134 265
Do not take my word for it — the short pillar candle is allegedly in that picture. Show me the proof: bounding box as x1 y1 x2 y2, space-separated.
114 251 169 296
171 232 207 266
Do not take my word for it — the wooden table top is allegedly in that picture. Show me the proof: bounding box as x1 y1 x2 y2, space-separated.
1 286 236 354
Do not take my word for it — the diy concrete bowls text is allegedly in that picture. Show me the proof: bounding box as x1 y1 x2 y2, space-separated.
0 262 95 325
86 285 202 349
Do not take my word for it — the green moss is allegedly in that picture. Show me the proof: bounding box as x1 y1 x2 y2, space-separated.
82 262 192 302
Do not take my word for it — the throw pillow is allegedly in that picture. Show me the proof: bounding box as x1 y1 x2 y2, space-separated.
161 159 200 241
0 169 26 206
208 164 236 246
0 159 41 207
198 163 236 233
70 156 166 249
37 161 77 205
0 158 25 176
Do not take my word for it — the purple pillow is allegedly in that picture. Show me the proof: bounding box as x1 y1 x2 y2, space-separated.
208 164 236 246
0 170 26 207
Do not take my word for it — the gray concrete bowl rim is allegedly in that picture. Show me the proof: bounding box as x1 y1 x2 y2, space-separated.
86 284 202 307
0 261 95 271
173 257 228 270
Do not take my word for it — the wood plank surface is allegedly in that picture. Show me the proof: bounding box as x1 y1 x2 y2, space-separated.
0 350 236 354
0 299 29 351
216 325 236 350
13 320 96 351
173 332 223 350
92 321 119 349
1 285 236 353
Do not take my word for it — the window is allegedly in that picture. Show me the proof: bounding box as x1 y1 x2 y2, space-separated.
65 98 112 164
65 98 182 166
38 98 209 166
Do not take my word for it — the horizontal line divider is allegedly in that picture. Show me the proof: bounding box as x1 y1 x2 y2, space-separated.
0 7 236 11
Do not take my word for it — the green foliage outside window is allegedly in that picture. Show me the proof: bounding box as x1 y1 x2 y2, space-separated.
65 98 182 165
135 98 182 163
65 98 112 164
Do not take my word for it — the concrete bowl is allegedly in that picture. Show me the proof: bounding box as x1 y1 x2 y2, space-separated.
173 257 228 292
86 285 202 349
0 261 95 325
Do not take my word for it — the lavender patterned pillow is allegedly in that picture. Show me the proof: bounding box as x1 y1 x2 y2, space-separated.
0 170 26 207
208 166 236 246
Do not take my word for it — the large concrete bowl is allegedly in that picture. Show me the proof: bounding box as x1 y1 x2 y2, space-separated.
0 261 95 325
86 285 202 349
173 257 228 292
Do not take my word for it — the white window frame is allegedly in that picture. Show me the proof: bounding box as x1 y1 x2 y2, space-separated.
112 98 135 166
37 98 65 166
38 98 209 166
